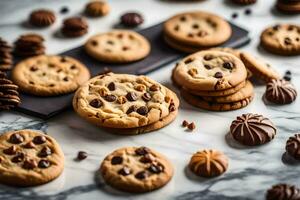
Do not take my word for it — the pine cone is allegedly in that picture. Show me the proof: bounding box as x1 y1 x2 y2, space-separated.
0 71 21 110
14 34 45 57
0 37 13 71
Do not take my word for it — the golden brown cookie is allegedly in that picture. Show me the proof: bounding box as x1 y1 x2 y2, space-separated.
240 52 280 82
172 50 247 91
0 129 64 186
73 73 179 129
260 24 300 56
202 81 253 103
100 146 173 193
189 149 228 177
85 1 110 17
85 30 150 63
164 11 232 48
181 89 254 111
12 55 90 96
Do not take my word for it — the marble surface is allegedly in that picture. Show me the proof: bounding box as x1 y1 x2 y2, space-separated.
0 0 300 199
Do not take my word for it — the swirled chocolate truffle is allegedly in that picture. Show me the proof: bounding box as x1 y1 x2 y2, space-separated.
265 79 297 104
230 113 277 146
266 183 300 200
286 133 300 160
189 149 228 178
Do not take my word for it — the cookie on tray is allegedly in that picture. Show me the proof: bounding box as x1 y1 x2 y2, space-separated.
0 129 64 186
73 72 179 129
260 24 300 56
11 55 90 96
85 30 150 63
100 146 173 193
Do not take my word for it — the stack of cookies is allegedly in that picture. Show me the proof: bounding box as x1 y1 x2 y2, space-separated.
14 34 45 57
73 73 179 134
163 11 232 53
173 50 253 111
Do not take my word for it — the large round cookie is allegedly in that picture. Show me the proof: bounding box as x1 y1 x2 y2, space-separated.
100 146 173 193
164 11 232 47
0 129 64 186
73 73 179 129
173 50 247 91
12 55 90 96
260 24 300 56
85 30 150 63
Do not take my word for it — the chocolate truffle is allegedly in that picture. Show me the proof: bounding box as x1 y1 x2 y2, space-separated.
230 113 277 146
286 133 300 160
266 183 300 200
61 17 88 37
265 79 297 105
189 149 228 178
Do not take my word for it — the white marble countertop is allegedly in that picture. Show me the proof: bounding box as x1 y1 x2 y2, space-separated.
1 0 300 199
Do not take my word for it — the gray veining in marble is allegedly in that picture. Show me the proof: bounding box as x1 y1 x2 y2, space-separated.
0 0 300 199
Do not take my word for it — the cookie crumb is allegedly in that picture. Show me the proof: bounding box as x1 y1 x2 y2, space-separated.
182 120 189 127
77 151 88 160
188 122 196 131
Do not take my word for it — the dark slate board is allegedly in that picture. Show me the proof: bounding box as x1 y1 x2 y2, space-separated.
15 21 250 119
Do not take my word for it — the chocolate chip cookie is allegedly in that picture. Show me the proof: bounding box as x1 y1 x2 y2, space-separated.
0 129 64 186
73 73 179 129
11 55 90 96
172 50 247 91
85 30 150 63
260 24 300 56
100 146 173 193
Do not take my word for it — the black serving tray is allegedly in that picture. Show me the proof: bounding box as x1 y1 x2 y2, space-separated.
15 21 250 119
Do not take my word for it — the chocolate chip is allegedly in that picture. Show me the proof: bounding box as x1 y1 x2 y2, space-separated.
61 57 67 62
184 58 194 64
285 70 292 75
107 40 114 45
204 64 212 70
188 122 196 131
11 152 25 163
223 62 233 70
107 82 116 91
188 33 194 38
142 93 151 102
9 133 24 144
3 146 17 155
38 146 52 158
244 9 252 15
139 154 154 163
273 25 280 31
30 66 38 72
118 167 131 176
135 147 150 156
214 72 223 78
38 159 50 168
135 171 148 179
150 84 160 91
192 24 199 29
24 141 35 149
77 151 88 160
63 77 68 81
136 106 148 115
23 159 37 169
204 55 213 61
174 25 179 31
126 92 138 101
284 37 292 45
126 105 136 114
180 16 186 21
284 75 291 81
111 156 123 165
122 46 130 51
148 164 163 174
104 94 116 102
197 30 207 37
60 6 69 14
33 135 47 145
288 25 295 31
70 65 77 70
231 13 238 19
89 99 103 108
182 120 189 127
169 102 176 112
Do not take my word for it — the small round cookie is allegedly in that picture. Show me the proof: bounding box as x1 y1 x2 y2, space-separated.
276 0 300 13
100 146 173 193
85 1 110 17
73 73 179 129
266 183 300 200
231 0 257 5
181 89 253 111
85 30 150 63
0 129 64 186
202 81 254 103
12 55 90 96
286 133 300 160
241 52 280 82
164 11 232 47
189 149 228 178
106 92 179 135
173 50 247 91
29 9 56 27
260 24 300 56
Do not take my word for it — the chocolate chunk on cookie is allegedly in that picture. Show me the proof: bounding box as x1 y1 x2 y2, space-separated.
260 24 300 56
100 146 173 193
73 73 179 129
0 129 64 186
85 30 150 63
11 55 90 96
